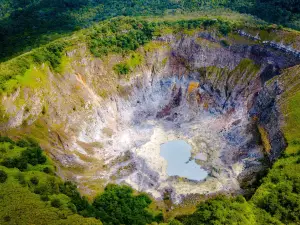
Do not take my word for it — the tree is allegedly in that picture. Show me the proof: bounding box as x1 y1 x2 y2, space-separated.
30 176 39 185
51 198 62 208
0 170 8 183
93 184 158 225
177 195 257 225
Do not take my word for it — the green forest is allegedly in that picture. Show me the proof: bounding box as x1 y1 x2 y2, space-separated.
0 0 299 61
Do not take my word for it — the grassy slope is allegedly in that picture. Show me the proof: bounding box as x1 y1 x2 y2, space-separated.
249 66 300 224
0 174 101 225
279 66 300 154
0 139 102 225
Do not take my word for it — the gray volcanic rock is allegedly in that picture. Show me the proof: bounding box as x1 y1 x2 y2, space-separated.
250 81 287 161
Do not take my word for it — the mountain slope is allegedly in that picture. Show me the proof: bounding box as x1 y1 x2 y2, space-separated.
1 0 299 61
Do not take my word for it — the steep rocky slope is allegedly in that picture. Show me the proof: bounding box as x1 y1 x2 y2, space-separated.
0 17 299 203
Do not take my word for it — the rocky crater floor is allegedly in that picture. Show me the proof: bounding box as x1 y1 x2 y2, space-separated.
73 72 265 202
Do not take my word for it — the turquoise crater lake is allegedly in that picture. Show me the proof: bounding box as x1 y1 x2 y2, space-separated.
160 140 208 181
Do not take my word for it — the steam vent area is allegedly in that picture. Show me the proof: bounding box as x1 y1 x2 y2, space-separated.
1 19 300 204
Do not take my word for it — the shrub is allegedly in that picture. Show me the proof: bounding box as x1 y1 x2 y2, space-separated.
16 139 29 147
169 219 183 225
21 146 47 166
89 19 154 58
32 42 66 70
203 19 217 29
251 154 300 224
93 184 157 225
236 195 246 203
16 172 27 186
218 23 232 36
0 136 14 143
3 216 11 222
113 63 131 76
34 185 48 195
43 167 53 174
220 39 230 47
177 195 256 225
30 176 39 185
68 202 77 213
1 143 47 170
1 157 28 171
40 195 50 201
47 177 60 194
0 147 6 153
0 170 8 183
51 198 62 208
60 181 90 213
1 157 17 168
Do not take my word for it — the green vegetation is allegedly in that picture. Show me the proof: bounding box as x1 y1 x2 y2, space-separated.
0 16 242 96
1 0 298 61
0 3 299 224
113 53 144 78
228 0 300 30
88 17 237 59
251 153 300 224
89 18 155 57
0 136 102 224
178 196 258 225
93 184 163 225
0 0 242 61
0 39 69 95
0 178 102 224
220 39 230 47
31 42 67 70
114 63 131 76
0 169 7 183
282 91 300 155
0 136 162 225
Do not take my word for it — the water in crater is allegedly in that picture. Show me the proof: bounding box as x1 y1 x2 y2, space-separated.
160 140 208 181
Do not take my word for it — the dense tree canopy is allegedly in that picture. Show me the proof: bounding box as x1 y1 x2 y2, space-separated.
228 0 300 28
0 0 299 61
251 152 300 224
93 184 162 225
177 195 257 225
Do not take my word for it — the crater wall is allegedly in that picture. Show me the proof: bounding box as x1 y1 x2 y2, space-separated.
1 31 299 200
